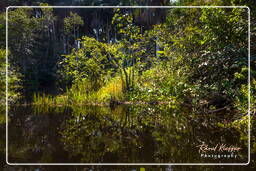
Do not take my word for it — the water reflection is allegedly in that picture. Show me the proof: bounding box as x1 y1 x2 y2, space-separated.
7 104 247 163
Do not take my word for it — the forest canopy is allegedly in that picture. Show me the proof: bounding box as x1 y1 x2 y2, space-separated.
3 6 251 108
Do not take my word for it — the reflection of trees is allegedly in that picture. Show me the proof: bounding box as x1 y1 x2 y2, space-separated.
8 106 72 163
59 105 245 163
0 122 5 168
6 104 246 163
0 104 4 167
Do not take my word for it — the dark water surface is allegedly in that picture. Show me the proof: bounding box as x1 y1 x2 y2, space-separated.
7 104 248 164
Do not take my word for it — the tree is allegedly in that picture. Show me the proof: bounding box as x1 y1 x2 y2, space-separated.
60 36 115 90
63 12 84 54
112 9 145 91
7 6 60 97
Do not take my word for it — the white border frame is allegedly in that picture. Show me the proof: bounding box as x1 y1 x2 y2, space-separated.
5 6 250 166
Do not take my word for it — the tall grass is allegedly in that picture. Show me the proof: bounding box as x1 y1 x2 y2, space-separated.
97 77 124 102
33 64 186 106
33 76 125 106
33 93 55 106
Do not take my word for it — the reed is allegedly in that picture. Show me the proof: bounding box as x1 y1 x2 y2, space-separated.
33 77 125 106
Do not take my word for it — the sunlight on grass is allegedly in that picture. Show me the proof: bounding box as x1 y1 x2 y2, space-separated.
33 76 125 106
97 77 124 102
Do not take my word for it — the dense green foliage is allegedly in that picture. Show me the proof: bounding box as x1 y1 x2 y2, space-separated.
49 7 251 110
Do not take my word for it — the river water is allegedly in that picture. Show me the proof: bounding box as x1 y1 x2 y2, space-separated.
6 104 248 165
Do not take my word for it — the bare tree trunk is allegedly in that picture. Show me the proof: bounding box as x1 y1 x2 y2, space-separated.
63 35 67 54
